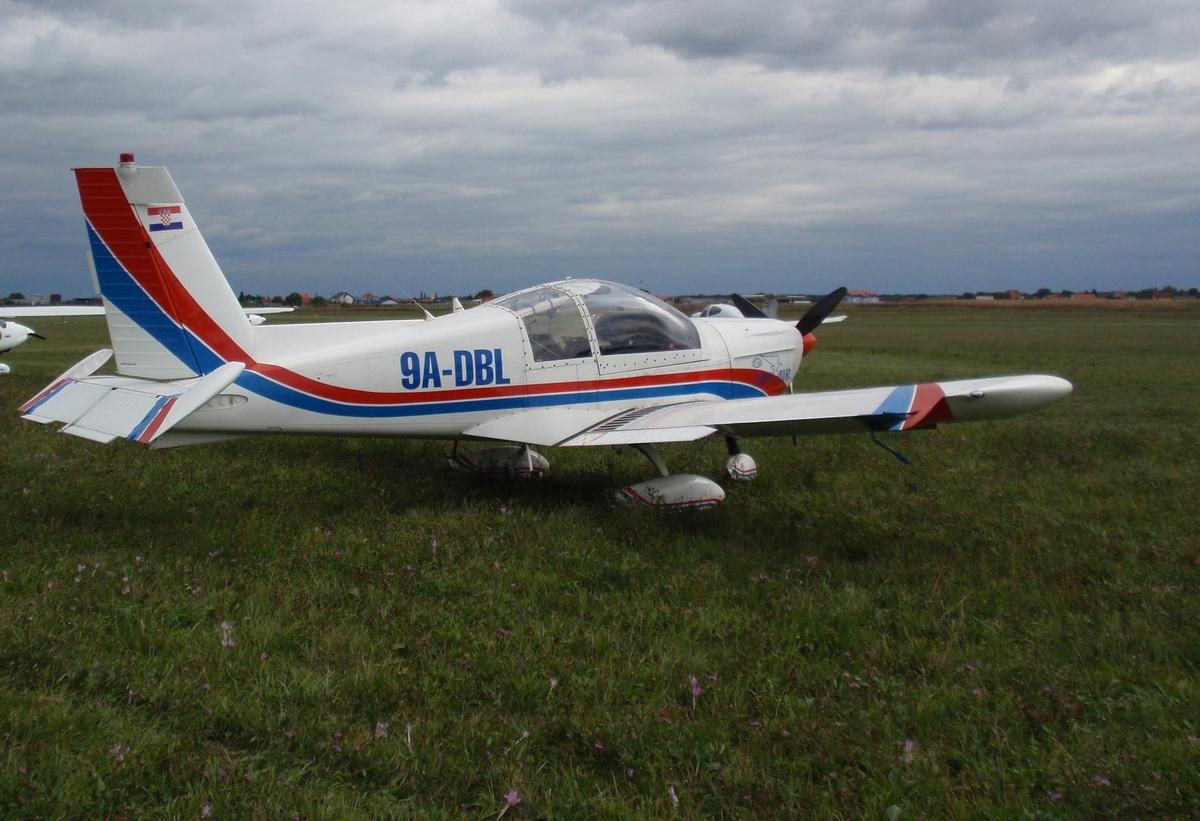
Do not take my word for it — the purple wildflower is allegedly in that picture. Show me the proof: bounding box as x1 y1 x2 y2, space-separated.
375 721 389 740
904 740 915 764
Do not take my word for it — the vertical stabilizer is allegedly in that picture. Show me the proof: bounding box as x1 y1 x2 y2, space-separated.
76 154 254 378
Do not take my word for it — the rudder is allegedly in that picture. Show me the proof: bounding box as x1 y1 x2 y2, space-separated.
77 154 254 378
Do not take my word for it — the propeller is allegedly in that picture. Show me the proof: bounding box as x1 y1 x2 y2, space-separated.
797 287 848 336
730 293 768 319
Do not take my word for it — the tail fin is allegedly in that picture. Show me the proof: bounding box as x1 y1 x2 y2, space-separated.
76 154 254 378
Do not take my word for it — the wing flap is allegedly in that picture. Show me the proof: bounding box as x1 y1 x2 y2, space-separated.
460 407 622 446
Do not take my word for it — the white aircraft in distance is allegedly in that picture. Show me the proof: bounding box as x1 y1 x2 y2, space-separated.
0 303 291 374
20 155 1072 508
0 305 105 374
692 294 849 324
0 299 291 375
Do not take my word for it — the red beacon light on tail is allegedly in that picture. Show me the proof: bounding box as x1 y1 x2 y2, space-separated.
117 152 137 183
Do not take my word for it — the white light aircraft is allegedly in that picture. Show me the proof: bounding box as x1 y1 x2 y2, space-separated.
0 305 105 374
692 294 848 324
1 301 289 374
20 155 1072 508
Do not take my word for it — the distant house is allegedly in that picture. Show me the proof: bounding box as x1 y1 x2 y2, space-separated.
357 292 378 305
1152 291 1175 300
845 290 879 304
1071 293 1098 301
330 292 354 305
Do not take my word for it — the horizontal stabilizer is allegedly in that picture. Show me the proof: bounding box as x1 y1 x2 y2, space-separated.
21 354 244 445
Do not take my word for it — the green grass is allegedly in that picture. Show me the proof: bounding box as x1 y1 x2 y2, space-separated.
2 307 1198 819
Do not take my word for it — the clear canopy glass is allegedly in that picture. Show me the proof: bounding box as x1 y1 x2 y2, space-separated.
493 280 701 361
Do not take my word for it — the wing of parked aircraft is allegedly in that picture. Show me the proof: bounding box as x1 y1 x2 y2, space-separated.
1 305 105 318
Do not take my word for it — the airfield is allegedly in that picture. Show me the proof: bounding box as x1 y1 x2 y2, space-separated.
2 301 1198 818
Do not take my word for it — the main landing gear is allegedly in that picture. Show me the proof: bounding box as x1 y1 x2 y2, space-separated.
448 442 549 478
615 437 757 510
448 436 758 510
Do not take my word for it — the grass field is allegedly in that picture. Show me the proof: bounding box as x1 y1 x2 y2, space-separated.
2 305 1198 819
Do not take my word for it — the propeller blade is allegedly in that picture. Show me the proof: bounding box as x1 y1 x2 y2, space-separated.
730 293 768 319
29 332 47 340
797 287 848 336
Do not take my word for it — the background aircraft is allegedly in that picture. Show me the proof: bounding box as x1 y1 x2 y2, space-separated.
0 305 105 374
20 156 1071 507
0 303 291 374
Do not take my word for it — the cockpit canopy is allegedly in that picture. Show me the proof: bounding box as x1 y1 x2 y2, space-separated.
492 280 701 363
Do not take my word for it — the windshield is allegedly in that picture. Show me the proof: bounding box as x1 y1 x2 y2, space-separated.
574 282 700 356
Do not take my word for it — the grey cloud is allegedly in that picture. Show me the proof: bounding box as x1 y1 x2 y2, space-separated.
506 0 1197 74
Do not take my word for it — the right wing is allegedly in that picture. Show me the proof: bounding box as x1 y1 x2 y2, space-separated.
553 374 1071 447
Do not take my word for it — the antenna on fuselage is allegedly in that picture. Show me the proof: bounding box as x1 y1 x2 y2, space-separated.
386 276 436 321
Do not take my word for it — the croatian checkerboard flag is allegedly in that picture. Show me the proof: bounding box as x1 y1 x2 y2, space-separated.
147 205 183 232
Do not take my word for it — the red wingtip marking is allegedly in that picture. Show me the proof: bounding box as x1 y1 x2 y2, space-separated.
903 383 954 430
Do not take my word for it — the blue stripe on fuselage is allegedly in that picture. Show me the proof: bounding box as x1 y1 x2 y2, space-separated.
236 370 765 419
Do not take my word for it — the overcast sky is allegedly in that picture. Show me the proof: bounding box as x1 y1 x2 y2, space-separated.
2 0 1197 299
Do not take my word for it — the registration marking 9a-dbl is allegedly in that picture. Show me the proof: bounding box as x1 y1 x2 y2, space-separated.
400 348 512 390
